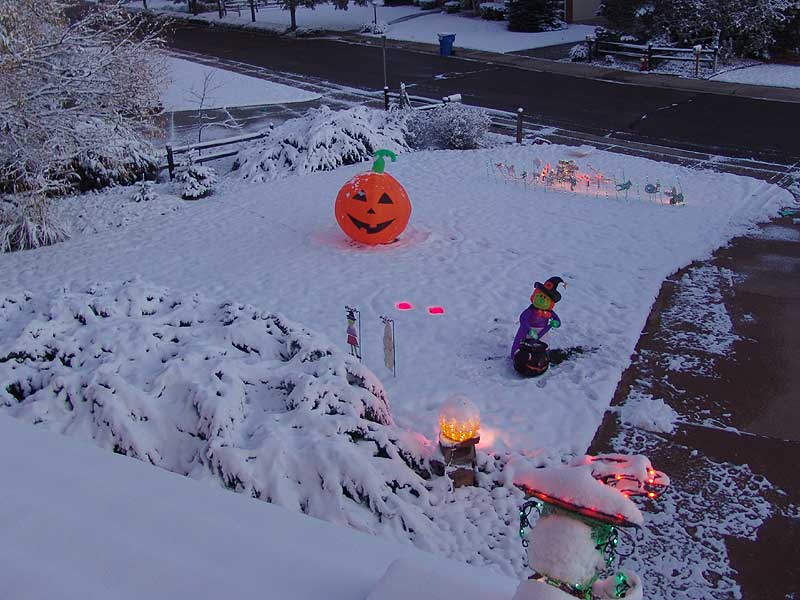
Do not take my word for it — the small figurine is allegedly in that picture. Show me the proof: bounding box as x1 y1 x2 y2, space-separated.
511 277 565 377
346 307 361 360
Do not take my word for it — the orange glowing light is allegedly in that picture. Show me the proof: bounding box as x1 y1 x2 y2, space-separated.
615 474 622 480
648 492 656 499
438 394 480 443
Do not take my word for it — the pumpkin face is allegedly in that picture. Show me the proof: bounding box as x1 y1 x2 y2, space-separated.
335 171 411 245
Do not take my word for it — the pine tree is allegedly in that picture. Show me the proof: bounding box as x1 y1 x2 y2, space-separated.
507 0 560 33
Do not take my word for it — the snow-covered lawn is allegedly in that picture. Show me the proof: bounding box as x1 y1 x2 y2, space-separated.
0 414 515 600
370 15 595 53
0 145 788 461
711 63 800 89
163 56 320 111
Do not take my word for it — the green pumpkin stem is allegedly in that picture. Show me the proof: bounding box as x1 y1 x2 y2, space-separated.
372 149 397 174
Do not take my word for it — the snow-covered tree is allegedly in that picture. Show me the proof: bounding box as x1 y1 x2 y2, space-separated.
507 0 562 33
178 153 218 200
131 179 159 203
0 0 165 197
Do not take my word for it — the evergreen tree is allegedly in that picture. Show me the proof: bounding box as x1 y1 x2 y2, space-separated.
507 0 560 33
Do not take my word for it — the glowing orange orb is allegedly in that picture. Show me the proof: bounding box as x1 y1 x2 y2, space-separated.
439 394 480 443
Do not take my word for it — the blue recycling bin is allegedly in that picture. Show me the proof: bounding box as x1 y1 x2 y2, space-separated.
438 33 456 57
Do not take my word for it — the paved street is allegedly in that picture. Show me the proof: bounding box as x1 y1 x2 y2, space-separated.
167 24 800 162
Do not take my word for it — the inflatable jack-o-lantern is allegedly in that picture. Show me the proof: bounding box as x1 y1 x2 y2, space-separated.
335 150 411 245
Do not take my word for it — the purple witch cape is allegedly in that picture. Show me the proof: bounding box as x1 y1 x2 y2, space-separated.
511 305 561 355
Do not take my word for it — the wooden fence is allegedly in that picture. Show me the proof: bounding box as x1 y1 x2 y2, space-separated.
586 38 719 77
162 131 269 180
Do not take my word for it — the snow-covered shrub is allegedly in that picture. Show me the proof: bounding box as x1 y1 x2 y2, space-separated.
444 1 461 13
360 21 388 34
131 179 159 203
569 42 590 61
177 155 218 200
0 280 528 577
404 104 491 150
68 120 159 192
234 106 409 183
0 196 70 253
419 0 438 9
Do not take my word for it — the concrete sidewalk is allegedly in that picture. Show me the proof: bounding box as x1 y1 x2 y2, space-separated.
589 205 800 599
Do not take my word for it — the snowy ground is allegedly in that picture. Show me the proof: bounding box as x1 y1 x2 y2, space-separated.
0 414 515 600
163 56 320 111
711 63 800 89
1 145 788 460
369 16 595 54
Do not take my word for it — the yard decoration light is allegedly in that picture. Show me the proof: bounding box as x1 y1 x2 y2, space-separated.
334 149 412 245
436 393 481 488
438 393 480 443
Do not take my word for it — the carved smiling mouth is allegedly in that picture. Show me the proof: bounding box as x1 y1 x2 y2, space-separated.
348 215 395 235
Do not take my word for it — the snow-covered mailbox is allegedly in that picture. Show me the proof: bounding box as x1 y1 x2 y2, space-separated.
513 454 669 600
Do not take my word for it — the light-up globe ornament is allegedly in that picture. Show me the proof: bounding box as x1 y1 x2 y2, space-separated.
438 394 480 443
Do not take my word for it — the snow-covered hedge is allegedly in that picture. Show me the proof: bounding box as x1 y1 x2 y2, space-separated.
405 104 492 150
234 106 409 183
0 196 70 253
0 281 526 576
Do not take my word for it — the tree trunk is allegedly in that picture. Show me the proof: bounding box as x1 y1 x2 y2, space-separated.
290 2 297 30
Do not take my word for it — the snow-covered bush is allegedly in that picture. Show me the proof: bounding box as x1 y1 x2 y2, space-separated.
569 42 590 61
177 154 218 200
68 121 159 192
507 0 562 32
234 106 408 183
131 179 159 203
360 21 389 34
404 104 491 150
0 280 527 577
0 195 70 253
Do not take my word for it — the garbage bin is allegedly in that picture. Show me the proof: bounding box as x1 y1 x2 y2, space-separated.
438 33 456 57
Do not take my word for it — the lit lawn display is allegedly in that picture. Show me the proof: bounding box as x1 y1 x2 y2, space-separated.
514 455 669 600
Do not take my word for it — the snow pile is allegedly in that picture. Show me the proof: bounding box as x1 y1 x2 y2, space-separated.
234 106 409 182
513 464 644 526
618 391 678 433
0 280 528 577
526 514 606 583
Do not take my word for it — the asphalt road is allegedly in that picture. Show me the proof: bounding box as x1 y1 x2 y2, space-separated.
167 24 800 162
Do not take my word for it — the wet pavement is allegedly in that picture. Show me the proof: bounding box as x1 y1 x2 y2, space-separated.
590 205 800 598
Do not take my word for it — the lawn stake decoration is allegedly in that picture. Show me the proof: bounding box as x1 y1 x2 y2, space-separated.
489 158 685 206
512 276 565 378
513 454 669 600
345 306 362 361
335 149 412 245
380 315 396 376
437 393 481 488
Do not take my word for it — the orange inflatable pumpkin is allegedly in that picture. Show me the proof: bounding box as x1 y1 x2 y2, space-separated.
335 150 411 245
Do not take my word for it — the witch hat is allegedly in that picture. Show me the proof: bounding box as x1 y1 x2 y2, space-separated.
533 276 565 303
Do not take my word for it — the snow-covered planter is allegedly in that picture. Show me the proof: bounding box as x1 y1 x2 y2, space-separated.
0 196 70 253
0 280 527 575
234 106 409 183
405 103 491 150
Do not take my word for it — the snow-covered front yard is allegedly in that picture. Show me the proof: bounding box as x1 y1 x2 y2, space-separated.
163 56 320 111
711 63 800 89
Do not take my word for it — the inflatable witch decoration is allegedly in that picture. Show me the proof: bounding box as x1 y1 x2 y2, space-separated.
512 276 565 377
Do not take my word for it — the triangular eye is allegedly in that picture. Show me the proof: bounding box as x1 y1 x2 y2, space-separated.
378 193 393 205
353 190 367 202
